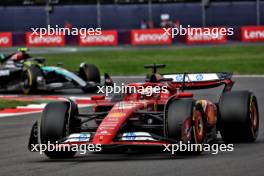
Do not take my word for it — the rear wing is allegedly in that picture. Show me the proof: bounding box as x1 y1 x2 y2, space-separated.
163 72 234 92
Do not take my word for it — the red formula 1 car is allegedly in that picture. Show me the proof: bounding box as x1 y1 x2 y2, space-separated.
28 64 259 158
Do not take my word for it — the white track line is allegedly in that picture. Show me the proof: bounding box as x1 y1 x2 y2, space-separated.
0 103 92 118
0 111 41 118
112 75 264 79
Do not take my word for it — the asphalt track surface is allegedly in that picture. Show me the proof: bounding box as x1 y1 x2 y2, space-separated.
0 77 264 176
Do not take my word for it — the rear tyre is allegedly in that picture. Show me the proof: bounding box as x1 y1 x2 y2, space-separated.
22 66 42 94
219 91 259 143
165 99 206 154
40 101 79 159
79 63 101 83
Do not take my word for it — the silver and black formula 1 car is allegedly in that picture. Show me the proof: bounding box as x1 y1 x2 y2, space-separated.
0 49 102 94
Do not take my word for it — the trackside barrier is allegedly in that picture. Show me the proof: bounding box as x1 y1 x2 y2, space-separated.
0 32 12 47
25 32 65 47
131 29 172 46
185 27 228 44
3 26 264 47
79 30 118 46
240 26 264 42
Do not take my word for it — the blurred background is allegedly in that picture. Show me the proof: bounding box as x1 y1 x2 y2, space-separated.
0 0 263 30
0 0 263 46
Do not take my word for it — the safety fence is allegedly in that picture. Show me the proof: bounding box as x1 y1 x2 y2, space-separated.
0 26 264 47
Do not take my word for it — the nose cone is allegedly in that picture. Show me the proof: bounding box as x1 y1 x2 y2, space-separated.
92 102 139 144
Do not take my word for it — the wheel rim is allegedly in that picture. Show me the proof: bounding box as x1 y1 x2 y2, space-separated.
250 101 258 135
24 76 29 88
23 71 30 92
182 118 192 142
194 111 204 143
22 70 32 94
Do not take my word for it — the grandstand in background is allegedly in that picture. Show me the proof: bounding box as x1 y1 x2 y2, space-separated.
0 0 203 5
0 0 261 5
0 0 263 31
0 0 263 47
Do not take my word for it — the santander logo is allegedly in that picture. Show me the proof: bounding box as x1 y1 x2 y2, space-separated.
134 33 169 42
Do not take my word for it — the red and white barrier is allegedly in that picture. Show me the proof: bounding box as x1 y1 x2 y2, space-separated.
185 27 228 44
79 30 118 46
0 32 12 47
26 32 65 47
240 26 264 42
131 29 172 45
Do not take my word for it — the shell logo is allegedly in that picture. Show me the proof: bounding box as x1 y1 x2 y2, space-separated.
108 112 126 118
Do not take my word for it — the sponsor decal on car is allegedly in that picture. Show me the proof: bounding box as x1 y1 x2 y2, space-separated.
196 74 204 81
0 70 10 76
64 133 91 143
107 112 126 118
175 74 184 82
99 126 115 130
121 132 156 141
113 102 137 110
122 132 137 140
99 130 110 135
164 73 219 82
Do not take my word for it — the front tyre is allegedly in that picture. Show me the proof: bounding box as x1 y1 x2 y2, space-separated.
22 66 42 94
164 99 206 154
219 91 259 143
40 101 79 159
79 63 101 83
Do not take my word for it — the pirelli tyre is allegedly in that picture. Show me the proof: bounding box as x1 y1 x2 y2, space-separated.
40 100 80 159
22 66 42 94
164 98 207 154
79 63 101 83
219 91 259 143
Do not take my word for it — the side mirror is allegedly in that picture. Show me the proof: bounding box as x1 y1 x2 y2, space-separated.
104 73 113 86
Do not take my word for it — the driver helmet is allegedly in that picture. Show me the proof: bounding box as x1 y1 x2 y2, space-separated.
17 47 29 53
11 48 29 62
149 73 163 83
